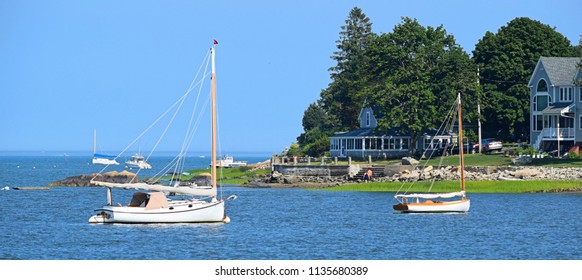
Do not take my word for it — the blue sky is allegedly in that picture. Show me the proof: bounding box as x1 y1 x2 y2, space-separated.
1 0 580 156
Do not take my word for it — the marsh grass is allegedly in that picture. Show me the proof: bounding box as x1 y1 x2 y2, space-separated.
325 180 582 193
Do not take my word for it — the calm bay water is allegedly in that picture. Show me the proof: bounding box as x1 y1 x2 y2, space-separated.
1 154 582 260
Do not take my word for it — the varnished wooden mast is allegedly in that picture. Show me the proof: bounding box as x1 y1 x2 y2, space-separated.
211 43 217 190
458 92 466 193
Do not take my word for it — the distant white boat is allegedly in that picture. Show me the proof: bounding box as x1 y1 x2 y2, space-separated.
92 129 119 165
214 155 247 168
125 154 152 169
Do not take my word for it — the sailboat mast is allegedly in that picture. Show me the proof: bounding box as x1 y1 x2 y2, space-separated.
457 93 466 192
93 129 97 154
210 43 217 190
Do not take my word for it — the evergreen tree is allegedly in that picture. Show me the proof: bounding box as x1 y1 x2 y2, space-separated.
473 17 577 141
320 6 374 131
296 7 373 157
365 17 475 155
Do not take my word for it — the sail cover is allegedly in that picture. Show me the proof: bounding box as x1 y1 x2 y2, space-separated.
91 181 217 197
394 191 465 199
93 153 117 159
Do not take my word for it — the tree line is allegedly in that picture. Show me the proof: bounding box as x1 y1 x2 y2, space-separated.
290 7 580 157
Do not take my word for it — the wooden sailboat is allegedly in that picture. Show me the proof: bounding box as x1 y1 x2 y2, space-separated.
89 41 236 223
393 93 470 213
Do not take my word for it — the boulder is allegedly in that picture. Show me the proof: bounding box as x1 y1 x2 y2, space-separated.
513 168 540 178
402 157 419 165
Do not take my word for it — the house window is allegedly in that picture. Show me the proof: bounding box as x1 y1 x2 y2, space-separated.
331 139 339 150
537 79 548 92
579 115 582 130
355 139 362 149
347 139 354 149
366 112 370 127
395 138 401 150
560 87 572 102
534 95 548 111
367 138 381 150
533 115 543 131
402 138 409 150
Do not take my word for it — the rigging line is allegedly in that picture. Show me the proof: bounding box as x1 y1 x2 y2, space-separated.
175 55 212 176
114 75 205 161
408 101 456 188
146 51 212 164
426 101 457 192
91 51 212 182
216 100 224 198
172 86 211 178
133 68 210 184
394 98 458 196
428 99 458 193
166 57 211 182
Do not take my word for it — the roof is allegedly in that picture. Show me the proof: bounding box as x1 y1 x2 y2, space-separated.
529 57 581 87
330 127 454 138
541 102 575 116
331 128 376 138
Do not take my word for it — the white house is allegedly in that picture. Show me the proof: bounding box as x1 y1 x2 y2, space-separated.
529 57 582 154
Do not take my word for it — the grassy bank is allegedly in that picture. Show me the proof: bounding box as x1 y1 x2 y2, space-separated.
174 166 270 185
174 153 582 192
421 153 582 167
324 180 582 193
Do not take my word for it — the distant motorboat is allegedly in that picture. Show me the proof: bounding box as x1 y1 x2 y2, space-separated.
214 155 247 168
125 154 152 169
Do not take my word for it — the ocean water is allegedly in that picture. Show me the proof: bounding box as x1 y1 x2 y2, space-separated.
1 154 582 260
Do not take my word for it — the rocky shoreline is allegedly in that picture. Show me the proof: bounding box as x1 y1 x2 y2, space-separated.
48 170 139 187
49 163 582 192
244 165 582 189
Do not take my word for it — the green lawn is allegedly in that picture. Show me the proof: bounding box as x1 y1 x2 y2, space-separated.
159 166 271 185
161 153 582 192
420 153 582 167
325 180 582 193
420 153 512 166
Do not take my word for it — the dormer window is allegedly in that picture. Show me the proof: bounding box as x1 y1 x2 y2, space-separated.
560 87 572 102
366 112 370 127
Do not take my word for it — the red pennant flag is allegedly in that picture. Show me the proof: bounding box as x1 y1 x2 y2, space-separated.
213 39 218 45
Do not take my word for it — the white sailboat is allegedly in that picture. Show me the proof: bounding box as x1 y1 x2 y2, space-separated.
89 41 236 224
92 129 119 165
393 93 470 213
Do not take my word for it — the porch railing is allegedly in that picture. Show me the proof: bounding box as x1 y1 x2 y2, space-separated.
540 128 574 139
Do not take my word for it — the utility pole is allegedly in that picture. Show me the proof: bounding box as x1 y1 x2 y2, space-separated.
477 66 482 154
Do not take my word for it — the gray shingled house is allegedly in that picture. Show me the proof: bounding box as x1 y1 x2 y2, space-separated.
529 57 582 154
329 107 456 159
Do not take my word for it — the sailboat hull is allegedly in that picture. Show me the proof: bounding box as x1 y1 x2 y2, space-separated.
393 199 470 213
89 199 227 224
92 157 119 165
